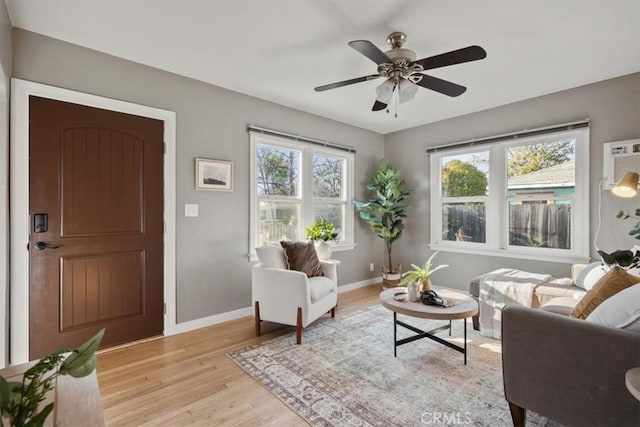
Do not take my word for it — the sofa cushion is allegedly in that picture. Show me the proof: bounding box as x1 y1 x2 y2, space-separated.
280 240 324 278
574 262 606 290
570 268 640 319
308 276 334 303
255 245 287 269
541 297 580 316
586 283 640 333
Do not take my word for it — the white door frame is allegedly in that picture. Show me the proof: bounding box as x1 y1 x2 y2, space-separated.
9 79 177 364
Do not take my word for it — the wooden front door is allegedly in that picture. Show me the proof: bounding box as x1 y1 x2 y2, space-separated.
28 96 164 359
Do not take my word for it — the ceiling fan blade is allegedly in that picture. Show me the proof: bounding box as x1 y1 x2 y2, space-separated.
372 100 387 111
348 40 392 65
314 74 380 92
414 74 467 97
414 45 487 71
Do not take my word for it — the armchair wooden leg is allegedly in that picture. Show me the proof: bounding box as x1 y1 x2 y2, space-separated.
508 401 526 427
254 301 261 337
330 306 336 318
296 307 302 345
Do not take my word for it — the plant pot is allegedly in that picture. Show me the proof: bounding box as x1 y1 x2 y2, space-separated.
315 241 332 260
382 270 402 287
421 279 432 292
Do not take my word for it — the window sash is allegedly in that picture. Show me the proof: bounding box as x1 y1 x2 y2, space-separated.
250 132 354 256
430 128 589 263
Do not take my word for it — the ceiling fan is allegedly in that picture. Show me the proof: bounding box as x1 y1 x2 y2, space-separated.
314 32 487 112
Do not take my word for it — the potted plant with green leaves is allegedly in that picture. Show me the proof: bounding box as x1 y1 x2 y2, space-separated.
400 252 449 293
354 160 413 286
617 207 640 240
305 216 339 260
0 329 104 427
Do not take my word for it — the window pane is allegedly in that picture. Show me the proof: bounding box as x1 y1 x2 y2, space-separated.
256 144 300 197
313 154 343 198
441 152 489 197
509 200 571 249
313 203 344 241
507 139 575 196
442 202 486 243
258 201 299 246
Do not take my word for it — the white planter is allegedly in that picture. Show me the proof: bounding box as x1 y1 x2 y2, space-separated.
315 241 332 260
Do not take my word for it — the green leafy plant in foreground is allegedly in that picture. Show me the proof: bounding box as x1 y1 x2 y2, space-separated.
0 328 104 427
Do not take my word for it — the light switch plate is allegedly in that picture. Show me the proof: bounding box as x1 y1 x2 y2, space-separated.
184 204 199 217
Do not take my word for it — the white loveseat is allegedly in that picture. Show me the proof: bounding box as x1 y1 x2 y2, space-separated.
252 244 338 344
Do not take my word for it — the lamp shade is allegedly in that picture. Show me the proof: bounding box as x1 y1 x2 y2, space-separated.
398 79 418 104
375 79 395 104
612 171 639 198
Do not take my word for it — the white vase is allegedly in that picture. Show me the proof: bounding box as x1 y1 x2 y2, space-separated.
407 281 421 302
315 241 332 260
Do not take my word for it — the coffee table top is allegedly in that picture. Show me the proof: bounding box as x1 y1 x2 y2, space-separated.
380 287 478 320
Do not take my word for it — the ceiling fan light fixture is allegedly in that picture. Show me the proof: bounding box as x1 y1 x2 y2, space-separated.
398 79 418 104
375 79 395 104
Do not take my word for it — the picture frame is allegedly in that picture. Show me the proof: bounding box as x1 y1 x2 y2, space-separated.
195 158 233 191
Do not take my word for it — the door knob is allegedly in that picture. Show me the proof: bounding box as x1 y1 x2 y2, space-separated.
33 241 61 251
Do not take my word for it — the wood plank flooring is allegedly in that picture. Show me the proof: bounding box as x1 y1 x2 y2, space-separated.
97 284 382 426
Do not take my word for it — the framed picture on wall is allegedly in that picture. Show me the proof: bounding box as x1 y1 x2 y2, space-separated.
195 158 233 191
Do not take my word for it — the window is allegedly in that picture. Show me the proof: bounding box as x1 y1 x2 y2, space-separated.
250 132 354 254
430 128 589 263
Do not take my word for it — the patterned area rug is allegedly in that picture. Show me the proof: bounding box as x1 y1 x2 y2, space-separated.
228 305 557 426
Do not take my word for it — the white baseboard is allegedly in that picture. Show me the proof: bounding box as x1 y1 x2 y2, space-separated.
337 277 381 293
168 306 253 336
165 277 382 337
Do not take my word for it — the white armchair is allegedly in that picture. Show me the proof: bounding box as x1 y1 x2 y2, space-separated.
252 245 338 344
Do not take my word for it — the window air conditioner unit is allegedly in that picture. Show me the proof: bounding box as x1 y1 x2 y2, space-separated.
602 139 640 190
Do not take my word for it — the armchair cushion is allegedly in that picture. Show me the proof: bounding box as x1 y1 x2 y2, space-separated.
570 268 640 319
308 276 335 303
255 245 287 269
280 240 324 277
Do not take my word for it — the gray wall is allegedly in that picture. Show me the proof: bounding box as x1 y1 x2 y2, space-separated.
0 0 11 366
12 29 384 323
385 72 640 291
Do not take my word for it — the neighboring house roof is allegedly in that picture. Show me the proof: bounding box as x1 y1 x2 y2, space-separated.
508 160 575 189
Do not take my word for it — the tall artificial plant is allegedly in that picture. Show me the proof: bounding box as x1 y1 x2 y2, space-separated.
354 161 413 273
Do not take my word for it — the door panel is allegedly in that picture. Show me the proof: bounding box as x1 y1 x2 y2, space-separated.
29 96 164 359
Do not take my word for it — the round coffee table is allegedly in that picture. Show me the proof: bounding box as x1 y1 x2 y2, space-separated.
380 287 478 365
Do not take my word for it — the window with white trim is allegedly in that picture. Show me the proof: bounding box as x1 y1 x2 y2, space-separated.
249 132 354 253
429 128 589 263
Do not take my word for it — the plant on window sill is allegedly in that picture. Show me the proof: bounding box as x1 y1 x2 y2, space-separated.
305 217 338 243
0 329 104 427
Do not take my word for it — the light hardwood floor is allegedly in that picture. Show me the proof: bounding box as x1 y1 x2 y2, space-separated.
97 284 382 426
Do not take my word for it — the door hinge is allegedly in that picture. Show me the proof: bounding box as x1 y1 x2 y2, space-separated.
163 142 166 154
164 303 167 314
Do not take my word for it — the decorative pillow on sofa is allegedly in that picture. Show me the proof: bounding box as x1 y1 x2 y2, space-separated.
255 245 287 269
586 283 640 333
570 268 640 319
574 262 607 290
280 241 324 278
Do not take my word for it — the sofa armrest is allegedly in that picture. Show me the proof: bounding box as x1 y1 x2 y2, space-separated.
502 305 640 427
570 263 588 282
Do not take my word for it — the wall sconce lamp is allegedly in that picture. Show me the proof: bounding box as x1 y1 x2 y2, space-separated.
612 172 639 198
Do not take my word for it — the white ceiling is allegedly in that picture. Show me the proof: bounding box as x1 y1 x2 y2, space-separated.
5 0 640 134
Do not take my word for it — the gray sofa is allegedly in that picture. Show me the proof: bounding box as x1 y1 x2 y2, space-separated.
502 305 640 427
